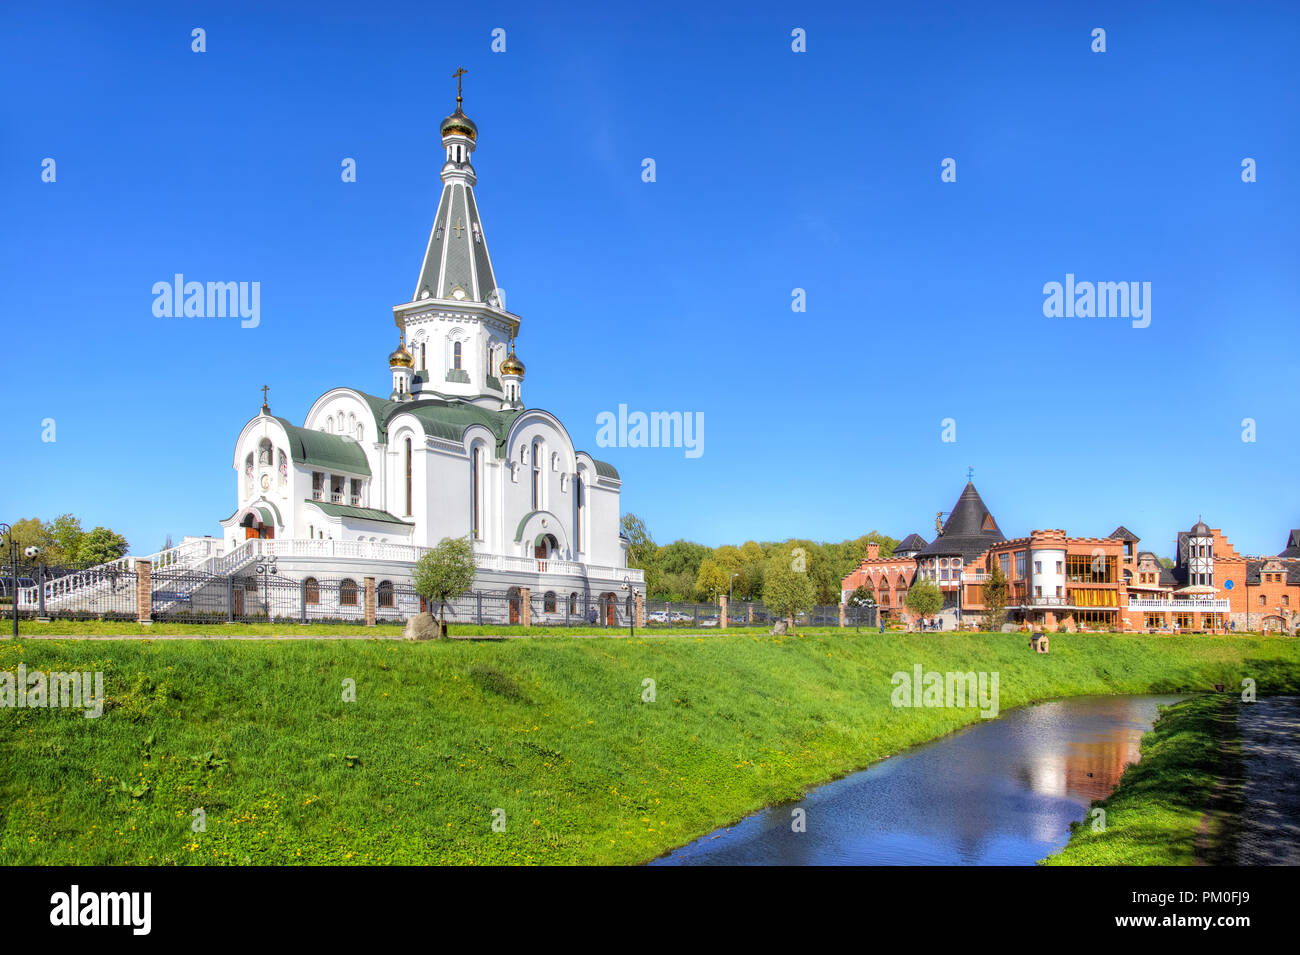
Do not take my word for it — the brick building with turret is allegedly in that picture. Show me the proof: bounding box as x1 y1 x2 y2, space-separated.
841 481 1300 634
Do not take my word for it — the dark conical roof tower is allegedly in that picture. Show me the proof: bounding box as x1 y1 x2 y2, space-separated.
917 482 1005 562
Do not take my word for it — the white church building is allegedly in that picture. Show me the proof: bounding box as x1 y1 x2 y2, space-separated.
211 87 639 609
17 82 641 626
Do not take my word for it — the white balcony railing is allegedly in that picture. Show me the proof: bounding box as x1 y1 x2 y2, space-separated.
1127 597 1230 612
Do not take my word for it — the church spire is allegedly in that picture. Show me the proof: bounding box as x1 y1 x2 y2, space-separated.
411 70 502 310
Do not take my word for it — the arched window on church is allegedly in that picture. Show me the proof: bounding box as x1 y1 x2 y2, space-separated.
420 343 427 370
543 591 557 613
453 341 462 371
258 438 272 465
277 449 287 486
340 579 358 607
470 445 482 539
378 580 394 609
244 453 254 492
531 440 542 510
574 474 584 553
404 438 413 516
304 577 320 605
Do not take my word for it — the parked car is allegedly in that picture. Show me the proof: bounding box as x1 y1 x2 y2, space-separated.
700 615 720 628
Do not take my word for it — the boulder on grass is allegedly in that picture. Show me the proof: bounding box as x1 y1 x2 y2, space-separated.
403 612 440 642
770 618 788 636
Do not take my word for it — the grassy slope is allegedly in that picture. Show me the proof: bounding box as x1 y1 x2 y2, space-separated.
1042 694 1241 865
1 631 1296 865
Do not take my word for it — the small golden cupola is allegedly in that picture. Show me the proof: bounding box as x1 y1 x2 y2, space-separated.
498 341 525 408
498 342 525 378
389 343 414 368
389 335 415 401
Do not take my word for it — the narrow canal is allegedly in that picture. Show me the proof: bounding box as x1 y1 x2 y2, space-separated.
653 695 1182 865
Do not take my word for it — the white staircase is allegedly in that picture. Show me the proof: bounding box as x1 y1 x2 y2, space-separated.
18 537 224 614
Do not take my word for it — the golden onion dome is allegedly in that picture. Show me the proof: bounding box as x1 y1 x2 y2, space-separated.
440 107 478 141
389 343 414 368
498 345 525 377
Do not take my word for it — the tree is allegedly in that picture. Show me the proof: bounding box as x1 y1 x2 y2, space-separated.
78 527 129 566
762 550 815 628
982 563 1008 632
1 518 51 560
904 580 943 626
47 514 86 565
735 560 765 601
1157 556 1174 570
711 544 744 573
413 536 476 637
656 540 710 578
694 559 731 603
620 513 656 568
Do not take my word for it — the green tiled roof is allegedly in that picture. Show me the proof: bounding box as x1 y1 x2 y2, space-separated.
274 417 371 476
306 501 412 525
485 375 502 392
593 459 620 480
390 399 524 458
445 369 470 383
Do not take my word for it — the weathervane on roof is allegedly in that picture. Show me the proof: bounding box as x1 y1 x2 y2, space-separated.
453 67 467 108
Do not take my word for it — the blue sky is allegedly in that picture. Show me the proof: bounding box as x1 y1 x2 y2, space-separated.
2 0 1297 559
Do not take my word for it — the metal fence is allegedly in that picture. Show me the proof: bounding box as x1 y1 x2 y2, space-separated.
3 561 875 631
146 571 643 629
2 560 138 621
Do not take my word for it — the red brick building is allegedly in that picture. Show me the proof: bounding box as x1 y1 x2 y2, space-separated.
840 482 1300 633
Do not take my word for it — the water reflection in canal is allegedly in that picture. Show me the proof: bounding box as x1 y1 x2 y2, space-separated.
653 695 1183 866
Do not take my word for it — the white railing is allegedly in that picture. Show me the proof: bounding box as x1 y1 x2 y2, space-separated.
18 536 644 609
17 536 224 609
1127 597 1230 612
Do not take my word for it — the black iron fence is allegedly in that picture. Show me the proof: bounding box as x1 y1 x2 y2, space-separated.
1 559 138 622
5 561 876 632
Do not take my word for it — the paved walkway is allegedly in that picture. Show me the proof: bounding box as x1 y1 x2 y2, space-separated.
11 629 729 641
1236 695 1300 865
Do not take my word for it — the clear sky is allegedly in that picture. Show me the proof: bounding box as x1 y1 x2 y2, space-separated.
2 0 1297 559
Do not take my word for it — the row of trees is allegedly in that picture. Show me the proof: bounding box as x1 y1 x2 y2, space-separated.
620 513 901 606
1 515 130 567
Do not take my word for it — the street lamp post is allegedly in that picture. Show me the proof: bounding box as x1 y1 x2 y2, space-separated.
0 524 18 638
623 576 634 638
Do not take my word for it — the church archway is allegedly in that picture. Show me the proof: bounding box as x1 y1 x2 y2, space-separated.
534 533 558 560
599 592 617 627
237 507 275 540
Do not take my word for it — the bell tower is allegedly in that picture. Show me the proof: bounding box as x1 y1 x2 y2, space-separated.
391 69 521 409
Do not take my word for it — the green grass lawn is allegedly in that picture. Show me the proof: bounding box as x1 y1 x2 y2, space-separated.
1042 694 1242 865
1 630 1296 865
